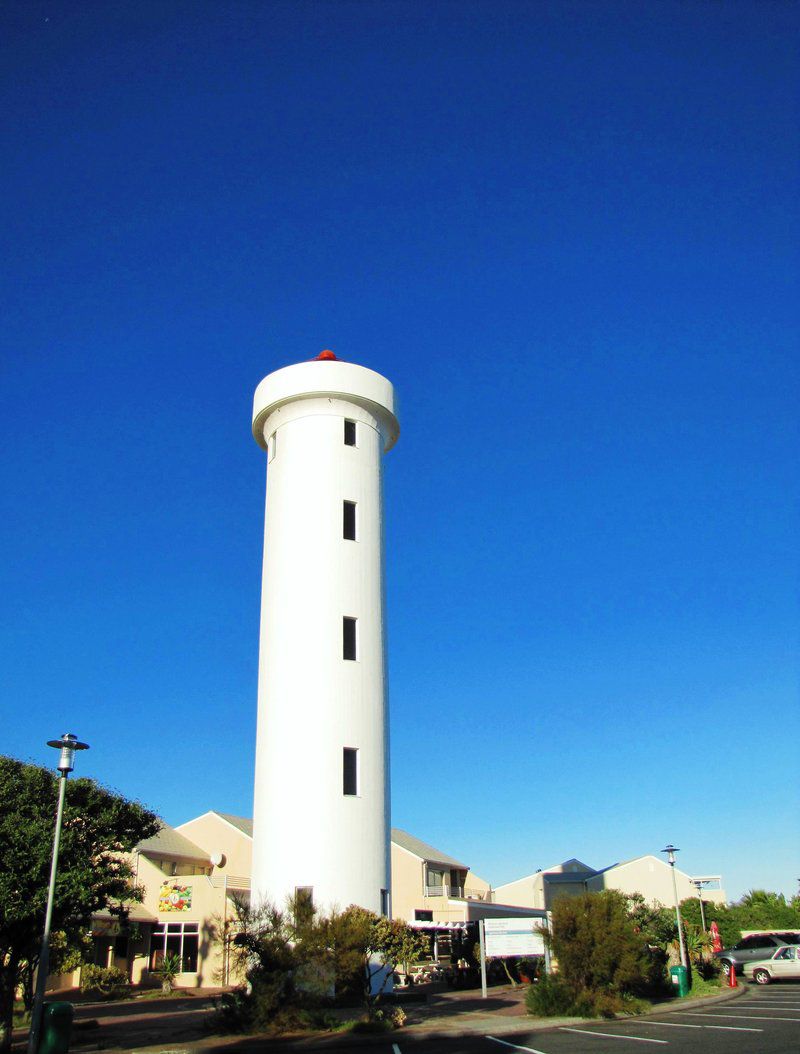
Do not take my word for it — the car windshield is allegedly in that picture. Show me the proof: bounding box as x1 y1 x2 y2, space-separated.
778 933 800 944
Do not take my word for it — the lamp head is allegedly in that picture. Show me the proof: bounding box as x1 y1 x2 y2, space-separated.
660 844 679 865
46 732 90 773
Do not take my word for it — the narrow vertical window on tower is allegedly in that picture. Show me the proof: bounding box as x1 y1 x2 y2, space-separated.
380 888 390 917
293 887 314 925
267 433 276 462
343 616 357 660
344 418 357 446
343 747 359 795
343 500 357 540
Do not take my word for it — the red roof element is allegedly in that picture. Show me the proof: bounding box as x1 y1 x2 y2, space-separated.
315 349 337 361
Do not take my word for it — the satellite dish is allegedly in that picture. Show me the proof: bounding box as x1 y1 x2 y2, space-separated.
210 852 225 868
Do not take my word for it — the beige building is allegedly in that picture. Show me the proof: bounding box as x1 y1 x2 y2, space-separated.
391 829 491 923
493 855 725 911
67 813 254 992
56 817 725 993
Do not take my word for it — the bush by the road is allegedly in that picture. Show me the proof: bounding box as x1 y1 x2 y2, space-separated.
79 965 130 1000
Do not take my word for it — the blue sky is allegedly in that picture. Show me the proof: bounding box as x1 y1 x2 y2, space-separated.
2 1 797 901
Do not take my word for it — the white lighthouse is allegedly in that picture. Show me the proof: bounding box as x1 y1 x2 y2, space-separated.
250 351 399 917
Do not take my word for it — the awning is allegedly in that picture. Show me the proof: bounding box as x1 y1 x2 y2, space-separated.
93 903 158 924
407 920 470 931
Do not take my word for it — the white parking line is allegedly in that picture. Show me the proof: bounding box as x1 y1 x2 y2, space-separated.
485 1037 551 1054
559 1027 666 1044
736 1003 800 1009
640 1020 762 1033
686 1011 800 1022
392 1045 402 1054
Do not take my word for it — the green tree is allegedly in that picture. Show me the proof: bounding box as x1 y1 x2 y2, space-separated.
221 897 427 1031
731 890 800 931
546 891 652 998
0 755 159 1052
678 898 740 948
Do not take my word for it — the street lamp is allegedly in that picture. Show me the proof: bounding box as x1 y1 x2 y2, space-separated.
661 844 688 970
27 734 90 1054
692 879 707 932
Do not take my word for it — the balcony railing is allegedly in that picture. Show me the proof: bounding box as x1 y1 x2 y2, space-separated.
425 884 478 899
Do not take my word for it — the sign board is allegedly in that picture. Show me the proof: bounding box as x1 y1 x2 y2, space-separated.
484 917 545 958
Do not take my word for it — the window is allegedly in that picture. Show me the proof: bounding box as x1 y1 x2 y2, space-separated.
344 419 356 446
380 889 390 917
415 910 433 922
343 616 357 660
343 747 359 795
268 433 276 462
343 500 357 540
149 922 199 972
294 887 314 926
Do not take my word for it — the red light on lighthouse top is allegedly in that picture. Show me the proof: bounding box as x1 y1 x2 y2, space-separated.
315 349 337 361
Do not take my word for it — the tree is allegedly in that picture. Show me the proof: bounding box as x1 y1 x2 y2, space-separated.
732 890 800 931
546 891 653 998
0 755 159 1052
220 897 428 1031
678 897 740 949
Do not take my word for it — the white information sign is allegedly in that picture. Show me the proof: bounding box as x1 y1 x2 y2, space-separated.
484 917 545 958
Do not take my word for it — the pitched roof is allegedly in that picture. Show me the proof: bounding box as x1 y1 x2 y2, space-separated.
136 823 210 862
590 854 670 877
391 828 468 869
213 812 254 838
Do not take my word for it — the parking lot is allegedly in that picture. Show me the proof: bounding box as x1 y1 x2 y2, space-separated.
354 984 800 1054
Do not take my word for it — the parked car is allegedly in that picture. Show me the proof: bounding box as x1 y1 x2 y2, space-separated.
743 945 800 985
714 932 800 976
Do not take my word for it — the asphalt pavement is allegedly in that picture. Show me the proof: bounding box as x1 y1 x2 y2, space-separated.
380 983 800 1054
28 979 797 1054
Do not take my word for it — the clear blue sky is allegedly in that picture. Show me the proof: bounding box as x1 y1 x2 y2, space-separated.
2 1 797 901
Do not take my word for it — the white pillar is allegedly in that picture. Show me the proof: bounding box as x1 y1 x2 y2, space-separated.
250 353 399 916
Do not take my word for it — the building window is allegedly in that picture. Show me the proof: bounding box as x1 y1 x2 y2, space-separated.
343 747 359 795
380 889 390 917
267 433 276 462
415 910 433 922
343 500 357 540
343 616 357 660
293 886 314 926
344 419 356 446
149 922 199 973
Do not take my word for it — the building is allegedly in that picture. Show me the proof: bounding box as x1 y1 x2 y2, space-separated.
250 353 400 917
50 818 725 993
82 817 252 990
493 855 725 910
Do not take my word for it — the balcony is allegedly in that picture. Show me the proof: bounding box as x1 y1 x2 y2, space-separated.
425 885 480 899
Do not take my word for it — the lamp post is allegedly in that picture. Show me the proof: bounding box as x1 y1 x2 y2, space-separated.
692 880 707 932
661 844 688 969
27 734 90 1054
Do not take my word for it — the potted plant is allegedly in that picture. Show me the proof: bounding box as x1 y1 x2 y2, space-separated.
154 952 182 993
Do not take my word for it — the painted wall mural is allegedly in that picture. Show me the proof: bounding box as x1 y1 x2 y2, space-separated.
158 882 192 912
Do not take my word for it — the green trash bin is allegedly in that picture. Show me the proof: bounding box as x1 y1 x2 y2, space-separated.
669 965 690 997
38 1001 74 1054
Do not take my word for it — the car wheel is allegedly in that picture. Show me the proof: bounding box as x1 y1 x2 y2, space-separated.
720 961 731 976
753 969 771 985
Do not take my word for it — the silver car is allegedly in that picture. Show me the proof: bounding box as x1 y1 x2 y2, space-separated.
714 932 800 976
743 945 800 985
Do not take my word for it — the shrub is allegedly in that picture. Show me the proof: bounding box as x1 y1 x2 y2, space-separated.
547 891 654 998
79 965 129 1000
525 975 578 1017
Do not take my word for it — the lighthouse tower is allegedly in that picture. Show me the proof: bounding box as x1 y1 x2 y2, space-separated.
250 352 399 916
